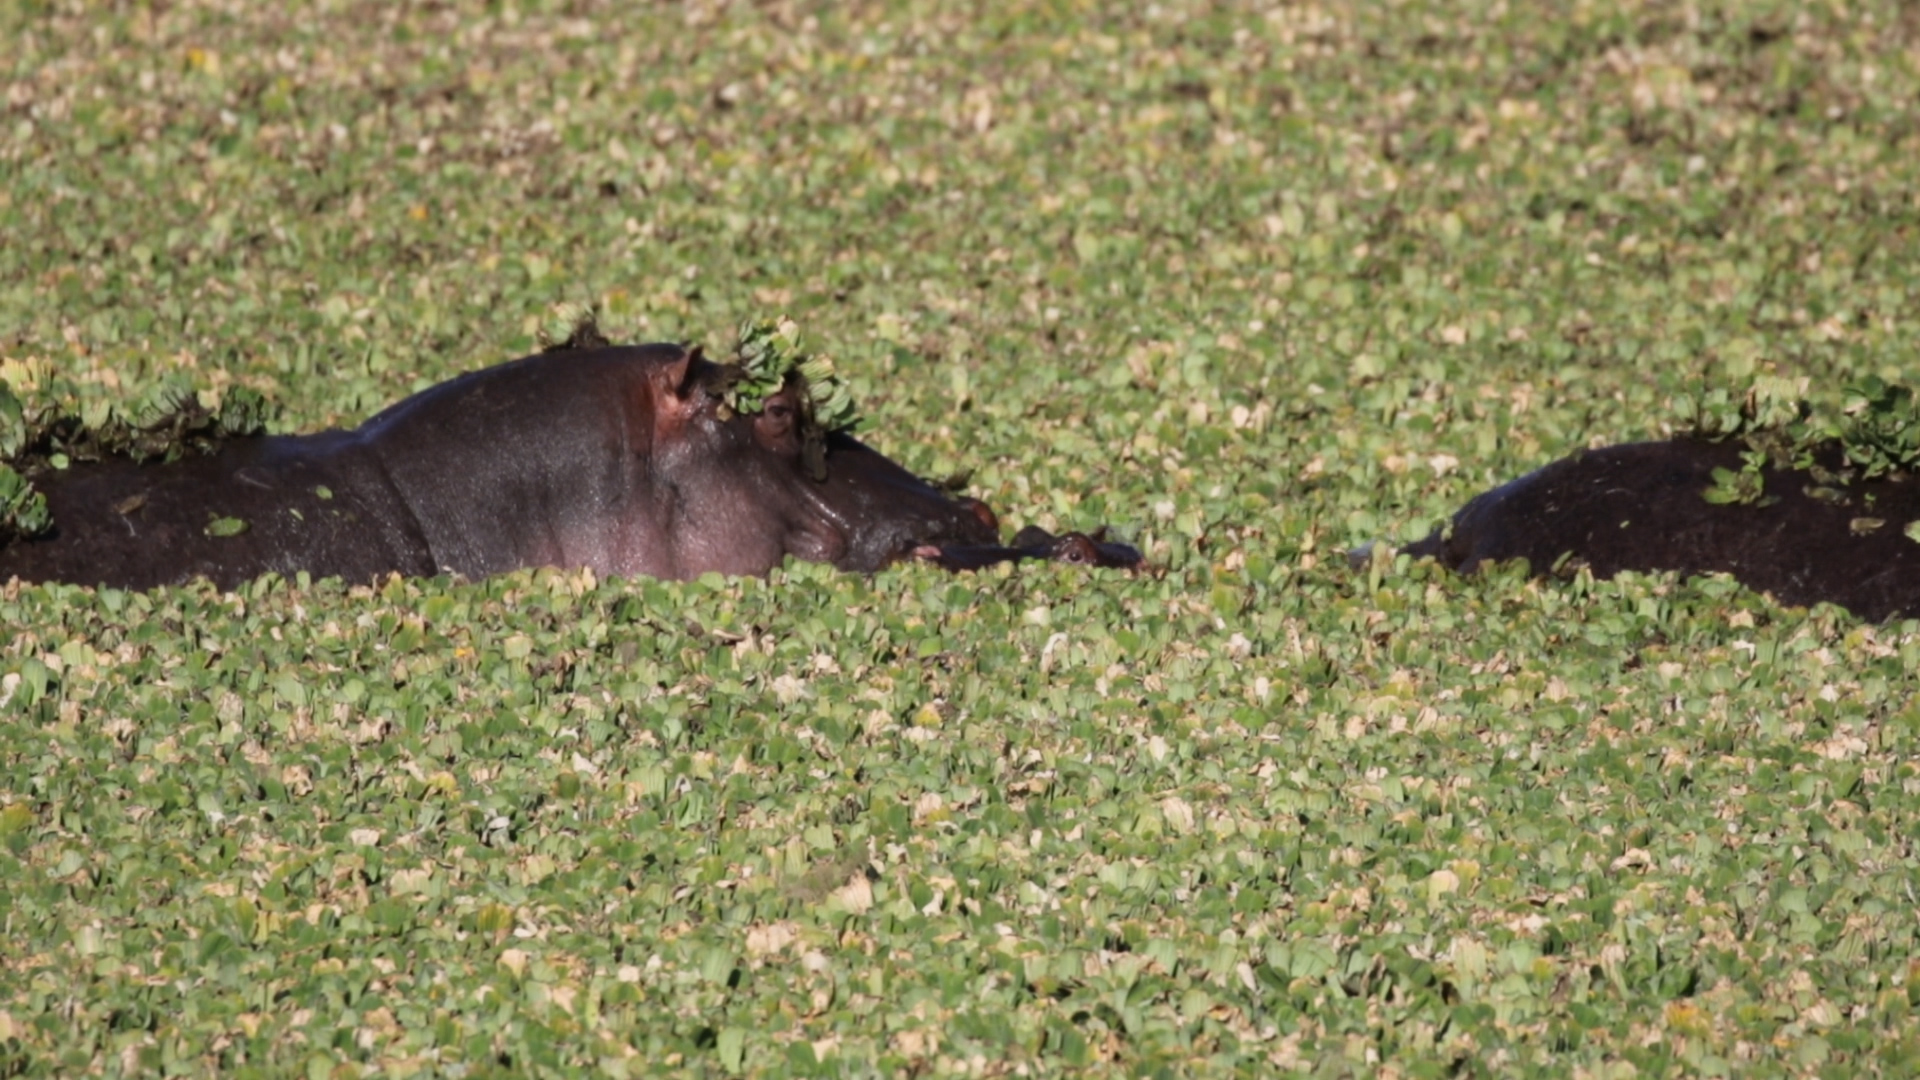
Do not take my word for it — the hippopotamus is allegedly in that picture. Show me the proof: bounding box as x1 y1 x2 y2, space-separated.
1399 437 1920 621
0 343 1141 590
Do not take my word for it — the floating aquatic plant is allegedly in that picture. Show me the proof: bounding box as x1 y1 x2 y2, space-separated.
0 461 49 542
1676 373 1920 505
0 375 276 539
1701 450 1775 507
731 318 862 481
538 301 613 352
730 317 860 434
1673 376 1816 459
1840 376 1920 479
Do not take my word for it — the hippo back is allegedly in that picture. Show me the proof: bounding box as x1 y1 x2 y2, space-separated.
0 431 436 590
1406 438 1920 621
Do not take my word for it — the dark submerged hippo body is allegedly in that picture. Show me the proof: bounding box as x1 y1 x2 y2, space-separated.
1403 437 1920 622
1 344 1141 590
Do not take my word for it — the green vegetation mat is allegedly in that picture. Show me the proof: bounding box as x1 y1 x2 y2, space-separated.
5 1 1920 1075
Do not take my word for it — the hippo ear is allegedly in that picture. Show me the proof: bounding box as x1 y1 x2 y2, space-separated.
639 346 709 442
647 346 703 407
678 346 707 396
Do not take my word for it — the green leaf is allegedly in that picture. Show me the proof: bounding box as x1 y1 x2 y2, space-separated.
216 387 273 437
730 317 861 434
1701 465 1765 506
0 379 26 459
717 1027 746 1072
0 463 50 539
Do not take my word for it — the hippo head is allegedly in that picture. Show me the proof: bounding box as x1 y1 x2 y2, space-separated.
639 346 1001 575
803 429 1005 571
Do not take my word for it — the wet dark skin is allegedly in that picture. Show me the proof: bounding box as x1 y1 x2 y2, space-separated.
0 344 1142 590
1402 436 1920 622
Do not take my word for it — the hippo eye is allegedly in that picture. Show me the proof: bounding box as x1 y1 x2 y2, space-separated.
753 398 797 448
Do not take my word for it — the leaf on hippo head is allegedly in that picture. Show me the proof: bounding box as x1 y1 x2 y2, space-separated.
729 317 862 437
204 515 250 538
796 354 860 434
730 317 801 415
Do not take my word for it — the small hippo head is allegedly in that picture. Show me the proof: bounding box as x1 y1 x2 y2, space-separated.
639 345 1001 575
